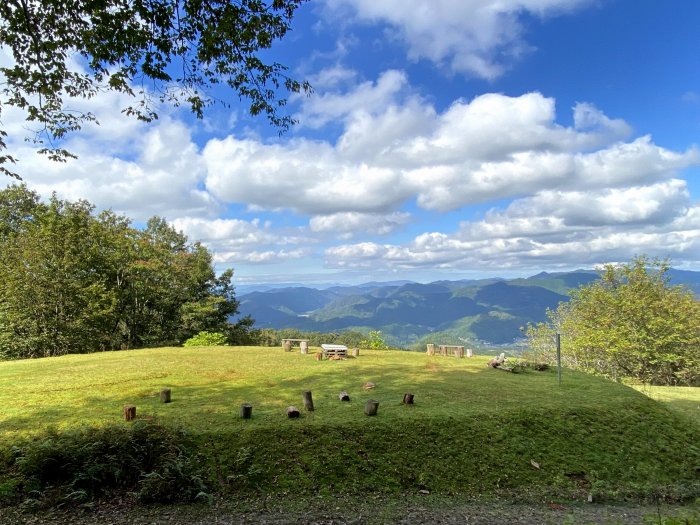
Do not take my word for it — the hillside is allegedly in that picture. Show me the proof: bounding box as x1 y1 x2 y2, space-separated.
237 268 700 347
0 347 698 509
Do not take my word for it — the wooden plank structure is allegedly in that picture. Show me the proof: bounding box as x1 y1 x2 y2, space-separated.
438 345 464 356
321 343 347 358
281 338 310 352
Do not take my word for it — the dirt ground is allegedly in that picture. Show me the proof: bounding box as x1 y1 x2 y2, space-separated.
2 500 699 525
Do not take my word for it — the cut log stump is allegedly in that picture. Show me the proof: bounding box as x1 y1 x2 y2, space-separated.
240 403 253 419
365 399 379 416
339 391 350 402
287 406 300 418
160 388 171 403
302 390 314 411
123 405 136 422
402 393 414 405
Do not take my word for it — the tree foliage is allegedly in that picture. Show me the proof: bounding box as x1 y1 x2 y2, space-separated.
0 0 311 178
526 256 700 385
0 184 253 359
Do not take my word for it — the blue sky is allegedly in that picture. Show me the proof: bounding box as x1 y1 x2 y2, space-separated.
2 0 700 285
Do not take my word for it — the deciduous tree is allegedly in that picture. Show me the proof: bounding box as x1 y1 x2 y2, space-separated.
0 0 311 178
526 256 700 385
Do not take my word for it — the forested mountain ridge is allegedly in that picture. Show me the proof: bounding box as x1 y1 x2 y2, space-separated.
238 269 700 348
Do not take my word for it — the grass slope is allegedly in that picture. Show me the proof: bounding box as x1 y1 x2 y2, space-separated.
1 347 699 503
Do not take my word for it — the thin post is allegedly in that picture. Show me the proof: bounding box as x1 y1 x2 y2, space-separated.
555 332 562 385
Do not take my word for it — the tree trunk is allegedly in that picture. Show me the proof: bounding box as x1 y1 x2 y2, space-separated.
339 391 350 401
365 399 379 416
287 406 300 418
160 388 171 403
302 390 314 411
123 405 136 421
240 403 253 419
402 393 414 404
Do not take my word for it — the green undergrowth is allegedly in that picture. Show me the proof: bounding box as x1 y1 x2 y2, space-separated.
0 347 698 508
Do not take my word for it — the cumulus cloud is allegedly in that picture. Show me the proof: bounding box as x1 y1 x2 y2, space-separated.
203 87 696 216
169 217 315 265
324 183 700 272
309 211 411 239
322 0 591 79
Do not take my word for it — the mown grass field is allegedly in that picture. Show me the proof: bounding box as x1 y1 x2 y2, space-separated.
0 346 698 504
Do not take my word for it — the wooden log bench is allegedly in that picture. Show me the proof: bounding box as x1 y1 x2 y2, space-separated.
438 345 464 357
321 344 347 358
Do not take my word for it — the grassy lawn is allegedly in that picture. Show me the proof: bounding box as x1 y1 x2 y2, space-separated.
0 346 698 504
632 384 700 425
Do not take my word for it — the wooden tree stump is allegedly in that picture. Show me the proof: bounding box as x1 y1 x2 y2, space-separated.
426 343 435 356
314 352 323 361
302 390 314 411
402 393 414 404
160 388 171 403
339 391 350 401
282 340 292 352
287 406 300 418
123 405 136 421
240 403 253 419
300 341 309 354
365 399 379 416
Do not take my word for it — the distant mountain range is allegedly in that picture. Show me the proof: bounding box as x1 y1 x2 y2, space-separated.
237 269 700 349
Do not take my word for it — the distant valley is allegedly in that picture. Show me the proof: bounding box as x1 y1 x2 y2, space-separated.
237 269 700 349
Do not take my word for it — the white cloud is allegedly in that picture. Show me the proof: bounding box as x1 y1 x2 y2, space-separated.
324 183 700 272
170 217 316 265
203 87 696 216
309 211 410 238
323 0 591 79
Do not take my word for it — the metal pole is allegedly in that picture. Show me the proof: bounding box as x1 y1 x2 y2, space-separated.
555 332 562 386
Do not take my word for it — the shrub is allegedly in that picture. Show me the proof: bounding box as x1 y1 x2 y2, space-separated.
360 330 389 350
183 331 228 347
1 421 208 506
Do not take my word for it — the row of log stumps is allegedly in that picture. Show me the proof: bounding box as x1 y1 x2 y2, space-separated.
238 391 416 420
123 388 173 421
124 387 413 422
425 343 474 358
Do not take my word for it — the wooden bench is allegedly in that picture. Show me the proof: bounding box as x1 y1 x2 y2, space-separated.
321 344 347 357
438 345 464 356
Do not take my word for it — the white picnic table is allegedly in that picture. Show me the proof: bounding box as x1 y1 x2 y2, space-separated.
321 344 347 357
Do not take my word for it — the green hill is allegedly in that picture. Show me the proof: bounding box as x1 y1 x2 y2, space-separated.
238 269 700 348
1 347 698 507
